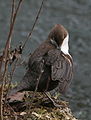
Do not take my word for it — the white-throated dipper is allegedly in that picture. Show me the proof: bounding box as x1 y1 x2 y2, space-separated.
7 24 73 107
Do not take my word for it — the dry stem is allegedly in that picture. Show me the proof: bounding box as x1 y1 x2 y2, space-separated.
22 0 46 50
0 0 46 119
0 0 23 119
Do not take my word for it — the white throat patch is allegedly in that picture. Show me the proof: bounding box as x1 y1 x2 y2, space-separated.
61 34 69 55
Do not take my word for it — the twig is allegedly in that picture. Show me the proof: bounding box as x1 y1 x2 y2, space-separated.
0 0 46 118
10 0 15 27
0 61 8 120
35 60 44 92
0 0 23 72
0 0 23 119
4 0 23 59
6 103 18 120
22 0 46 111
28 60 44 110
5 59 18 100
22 0 46 50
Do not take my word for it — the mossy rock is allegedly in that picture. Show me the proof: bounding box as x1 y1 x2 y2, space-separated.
3 91 78 120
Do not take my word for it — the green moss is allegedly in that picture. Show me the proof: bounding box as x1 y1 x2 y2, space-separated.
3 89 78 120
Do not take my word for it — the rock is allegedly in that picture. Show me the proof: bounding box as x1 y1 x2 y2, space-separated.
4 92 78 120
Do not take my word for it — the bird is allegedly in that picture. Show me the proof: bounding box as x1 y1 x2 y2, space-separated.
7 24 73 107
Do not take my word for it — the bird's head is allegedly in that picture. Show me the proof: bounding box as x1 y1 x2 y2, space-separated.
48 24 69 54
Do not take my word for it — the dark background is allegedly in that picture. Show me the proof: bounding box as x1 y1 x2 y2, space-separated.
0 0 91 119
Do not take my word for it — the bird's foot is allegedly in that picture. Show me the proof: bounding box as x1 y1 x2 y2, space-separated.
44 92 68 108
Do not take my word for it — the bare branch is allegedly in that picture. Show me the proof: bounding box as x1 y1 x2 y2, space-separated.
0 0 23 119
0 0 23 72
10 0 15 26
22 0 46 50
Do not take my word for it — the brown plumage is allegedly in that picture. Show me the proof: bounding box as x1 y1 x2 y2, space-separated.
7 24 73 103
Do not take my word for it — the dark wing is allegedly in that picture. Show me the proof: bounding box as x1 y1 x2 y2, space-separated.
29 56 44 75
45 49 73 93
